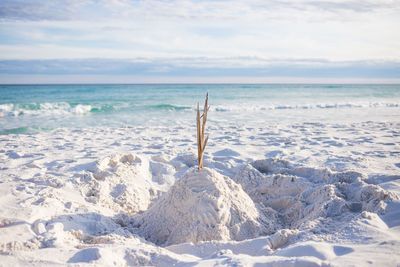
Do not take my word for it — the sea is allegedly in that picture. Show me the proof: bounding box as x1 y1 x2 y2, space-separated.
1 84 399 134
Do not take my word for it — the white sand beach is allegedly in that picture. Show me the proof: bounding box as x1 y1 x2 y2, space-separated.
1 118 399 266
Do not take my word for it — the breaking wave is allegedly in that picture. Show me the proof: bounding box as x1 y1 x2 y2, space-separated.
0 101 399 118
212 102 400 112
0 102 109 117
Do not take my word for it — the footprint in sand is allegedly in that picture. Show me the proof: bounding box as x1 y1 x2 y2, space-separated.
6 151 21 159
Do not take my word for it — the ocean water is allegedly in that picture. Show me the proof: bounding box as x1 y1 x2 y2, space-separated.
1 84 400 134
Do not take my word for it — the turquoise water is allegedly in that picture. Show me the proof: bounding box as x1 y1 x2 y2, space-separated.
1 84 400 134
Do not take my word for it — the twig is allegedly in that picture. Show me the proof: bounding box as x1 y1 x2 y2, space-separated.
196 93 209 170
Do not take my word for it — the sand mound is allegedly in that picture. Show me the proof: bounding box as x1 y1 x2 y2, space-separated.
135 167 278 245
80 153 156 214
233 159 397 229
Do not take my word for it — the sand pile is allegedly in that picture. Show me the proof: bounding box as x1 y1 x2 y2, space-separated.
77 154 396 248
80 153 156 214
233 158 397 229
135 167 278 245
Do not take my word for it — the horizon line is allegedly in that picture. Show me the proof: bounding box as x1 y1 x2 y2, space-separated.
1 82 400 86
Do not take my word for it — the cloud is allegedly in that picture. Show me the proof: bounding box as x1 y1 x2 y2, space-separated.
1 8 399 62
1 1 399 22
0 0 399 83
0 0 86 21
265 0 400 13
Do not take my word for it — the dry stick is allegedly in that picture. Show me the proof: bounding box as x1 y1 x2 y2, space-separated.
197 93 210 170
201 95 209 169
196 103 201 170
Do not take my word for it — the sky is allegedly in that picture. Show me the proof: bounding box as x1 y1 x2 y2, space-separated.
0 0 399 83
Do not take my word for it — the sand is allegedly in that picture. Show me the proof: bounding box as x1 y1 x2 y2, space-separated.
0 120 399 266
